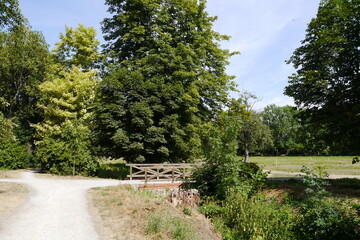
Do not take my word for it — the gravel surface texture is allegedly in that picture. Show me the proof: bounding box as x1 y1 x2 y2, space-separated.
0 171 121 240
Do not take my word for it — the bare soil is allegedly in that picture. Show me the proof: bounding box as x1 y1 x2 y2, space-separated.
0 170 25 179
0 182 29 225
88 185 221 240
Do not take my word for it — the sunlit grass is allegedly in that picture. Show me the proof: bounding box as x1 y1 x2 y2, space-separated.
248 156 359 176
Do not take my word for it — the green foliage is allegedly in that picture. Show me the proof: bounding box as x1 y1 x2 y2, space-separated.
36 120 98 176
182 207 192 216
0 24 50 121
198 201 224 218
189 114 268 200
145 214 163 235
96 158 129 179
0 138 29 169
33 66 98 175
0 0 23 28
294 197 359 240
52 24 102 70
285 0 360 154
96 0 237 163
228 94 273 161
0 111 15 141
145 214 198 240
261 104 302 155
293 166 360 240
299 166 330 197
222 190 295 240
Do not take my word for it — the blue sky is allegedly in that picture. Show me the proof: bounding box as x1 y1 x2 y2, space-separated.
19 0 321 109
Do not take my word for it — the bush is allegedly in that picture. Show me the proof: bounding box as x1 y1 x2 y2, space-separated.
222 189 295 240
36 137 98 176
189 161 268 200
35 120 99 176
0 138 30 169
293 166 360 239
188 114 268 200
293 166 360 240
294 197 359 240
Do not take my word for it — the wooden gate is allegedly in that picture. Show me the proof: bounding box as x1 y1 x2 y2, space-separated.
126 163 198 184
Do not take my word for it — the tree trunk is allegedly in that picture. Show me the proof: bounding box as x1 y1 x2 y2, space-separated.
244 142 249 163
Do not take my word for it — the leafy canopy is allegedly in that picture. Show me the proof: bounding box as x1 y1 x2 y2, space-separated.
0 24 50 120
285 0 360 154
52 24 102 71
96 0 237 162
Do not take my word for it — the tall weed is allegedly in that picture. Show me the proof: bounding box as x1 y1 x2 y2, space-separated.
222 189 295 240
145 213 198 240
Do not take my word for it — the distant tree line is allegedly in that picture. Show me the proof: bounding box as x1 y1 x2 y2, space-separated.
0 0 358 174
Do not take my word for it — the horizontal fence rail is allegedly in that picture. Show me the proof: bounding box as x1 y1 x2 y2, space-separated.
126 163 200 184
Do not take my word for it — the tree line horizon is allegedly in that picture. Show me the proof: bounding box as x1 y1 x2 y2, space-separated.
0 0 358 175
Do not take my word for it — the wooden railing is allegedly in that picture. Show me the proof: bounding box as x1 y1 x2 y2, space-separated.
126 163 199 184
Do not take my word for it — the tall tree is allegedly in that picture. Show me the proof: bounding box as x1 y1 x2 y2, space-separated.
0 0 23 28
33 67 98 175
52 24 102 71
228 93 273 162
96 0 237 162
261 105 300 155
285 0 360 154
0 24 50 124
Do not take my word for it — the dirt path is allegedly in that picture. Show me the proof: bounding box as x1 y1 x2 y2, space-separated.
0 170 121 240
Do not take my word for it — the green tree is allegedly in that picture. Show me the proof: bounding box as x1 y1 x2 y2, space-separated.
0 24 50 120
52 24 102 71
229 93 273 162
33 67 98 175
285 0 360 154
261 104 300 155
96 0 237 162
0 0 23 28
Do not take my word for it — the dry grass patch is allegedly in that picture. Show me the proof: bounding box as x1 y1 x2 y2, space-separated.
0 182 28 224
0 169 24 179
265 178 360 202
88 185 221 240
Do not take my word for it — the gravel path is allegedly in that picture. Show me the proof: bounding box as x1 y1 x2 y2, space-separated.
0 170 121 240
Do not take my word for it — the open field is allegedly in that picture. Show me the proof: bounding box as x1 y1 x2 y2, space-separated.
249 156 360 176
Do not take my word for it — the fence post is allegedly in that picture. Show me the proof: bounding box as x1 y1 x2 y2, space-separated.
145 168 148 185
130 166 133 180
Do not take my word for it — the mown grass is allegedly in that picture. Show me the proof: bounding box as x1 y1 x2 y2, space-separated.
249 156 360 176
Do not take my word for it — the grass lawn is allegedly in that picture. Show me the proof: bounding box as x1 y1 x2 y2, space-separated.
249 156 360 176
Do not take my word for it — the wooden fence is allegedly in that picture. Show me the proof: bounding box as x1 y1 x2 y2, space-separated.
126 163 199 184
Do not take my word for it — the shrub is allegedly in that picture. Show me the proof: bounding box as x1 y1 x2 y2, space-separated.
35 120 99 176
0 138 30 169
188 114 268 200
198 201 224 218
222 189 295 240
293 166 360 239
183 207 192 216
294 197 359 240
36 137 98 176
190 161 268 200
